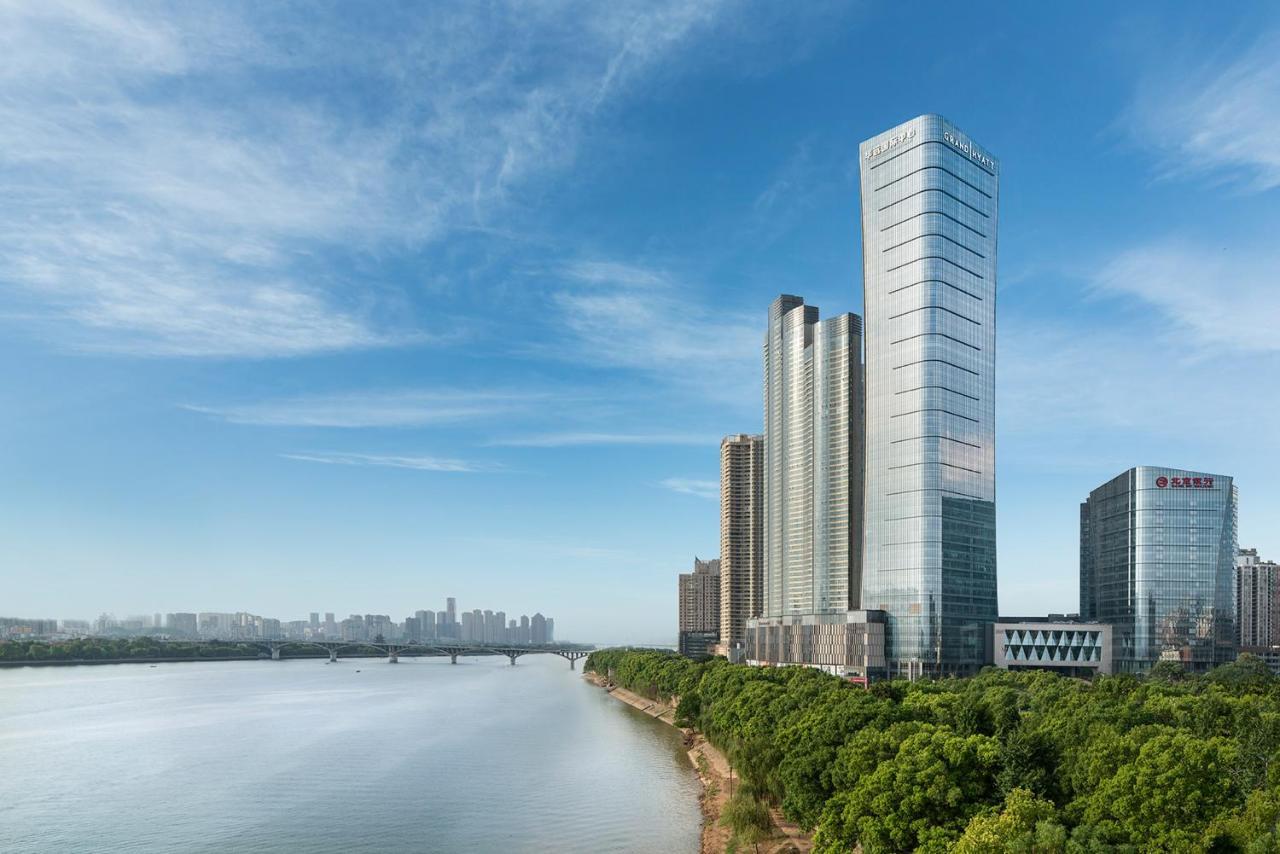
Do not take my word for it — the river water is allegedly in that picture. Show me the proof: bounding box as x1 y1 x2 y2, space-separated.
0 655 703 853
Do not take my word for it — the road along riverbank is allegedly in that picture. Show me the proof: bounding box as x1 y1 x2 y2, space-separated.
585 671 811 854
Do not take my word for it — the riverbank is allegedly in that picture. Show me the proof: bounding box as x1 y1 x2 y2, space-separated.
585 671 811 854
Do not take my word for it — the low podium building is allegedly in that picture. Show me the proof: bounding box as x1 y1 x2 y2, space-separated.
989 617 1112 677
745 610 887 681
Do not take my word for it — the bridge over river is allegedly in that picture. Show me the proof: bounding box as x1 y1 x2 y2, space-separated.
168 639 595 668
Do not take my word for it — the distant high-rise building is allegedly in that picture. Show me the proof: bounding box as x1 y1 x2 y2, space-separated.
1236 548 1280 649
446 597 457 630
763 295 863 618
530 613 547 645
198 612 234 638
416 610 436 640
341 615 364 641
520 614 531 645
0 617 59 637
859 115 1000 677
679 558 720 658
166 613 198 637
309 612 319 629
719 433 764 652
1080 467 1237 673
460 611 475 642
436 611 450 638
545 617 554 643
371 615 392 640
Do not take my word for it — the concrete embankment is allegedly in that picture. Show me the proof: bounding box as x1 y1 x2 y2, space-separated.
585 671 811 854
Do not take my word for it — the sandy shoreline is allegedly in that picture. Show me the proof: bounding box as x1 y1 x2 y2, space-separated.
585 671 810 854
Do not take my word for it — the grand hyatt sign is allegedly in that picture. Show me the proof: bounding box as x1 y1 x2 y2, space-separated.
1155 476 1215 489
943 131 996 171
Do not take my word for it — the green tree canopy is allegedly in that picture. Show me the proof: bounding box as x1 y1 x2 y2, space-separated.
583 649 1279 853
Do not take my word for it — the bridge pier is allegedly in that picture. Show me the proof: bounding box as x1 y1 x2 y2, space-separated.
270 646 281 661
492 647 527 666
553 650 588 670
435 645 468 664
328 649 338 663
388 651 399 663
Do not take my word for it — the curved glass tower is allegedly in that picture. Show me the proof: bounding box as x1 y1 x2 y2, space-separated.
859 115 999 676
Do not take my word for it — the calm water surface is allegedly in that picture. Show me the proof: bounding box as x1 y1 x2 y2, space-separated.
0 656 702 853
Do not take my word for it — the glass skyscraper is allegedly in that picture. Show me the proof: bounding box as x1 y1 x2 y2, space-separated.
859 114 999 676
1080 467 1237 673
763 295 863 617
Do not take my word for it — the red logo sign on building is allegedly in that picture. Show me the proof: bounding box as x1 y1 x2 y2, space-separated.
1156 476 1169 488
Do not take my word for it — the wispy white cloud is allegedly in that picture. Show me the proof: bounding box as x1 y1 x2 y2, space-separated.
1127 33 1280 191
1000 319 1280 452
184 390 543 428
0 1 735 357
1092 240 1280 353
488 431 715 448
548 259 762 406
281 451 499 473
659 477 718 499
748 135 854 243
753 139 816 215
557 260 670 289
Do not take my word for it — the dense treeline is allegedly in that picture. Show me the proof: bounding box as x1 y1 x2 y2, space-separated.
0 638 375 661
586 649 1280 853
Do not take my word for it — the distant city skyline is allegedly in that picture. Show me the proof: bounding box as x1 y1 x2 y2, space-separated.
6 598 560 645
3 4 1279 645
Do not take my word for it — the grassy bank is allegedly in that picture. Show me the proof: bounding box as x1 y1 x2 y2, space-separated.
585 648 1280 853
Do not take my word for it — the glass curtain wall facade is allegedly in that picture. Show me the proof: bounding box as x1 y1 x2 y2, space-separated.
1079 467 1237 673
859 114 999 676
763 295 863 617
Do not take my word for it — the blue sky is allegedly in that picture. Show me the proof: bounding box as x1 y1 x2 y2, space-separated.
2 2 1278 644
